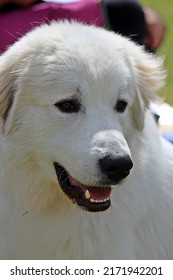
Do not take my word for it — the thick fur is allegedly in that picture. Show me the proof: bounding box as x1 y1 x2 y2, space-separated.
0 21 173 259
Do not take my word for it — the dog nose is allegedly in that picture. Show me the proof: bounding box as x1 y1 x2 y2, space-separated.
99 154 133 182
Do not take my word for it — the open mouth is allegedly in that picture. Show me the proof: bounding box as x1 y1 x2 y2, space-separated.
54 162 112 212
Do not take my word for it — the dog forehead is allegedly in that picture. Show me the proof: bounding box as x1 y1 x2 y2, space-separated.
19 22 135 103
26 53 131 105
32 46 130 92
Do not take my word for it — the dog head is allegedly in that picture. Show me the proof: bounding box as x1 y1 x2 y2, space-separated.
0 21 165 211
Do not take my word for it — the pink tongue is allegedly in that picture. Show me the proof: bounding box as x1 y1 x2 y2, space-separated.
69 176 112 200
88 186 111 200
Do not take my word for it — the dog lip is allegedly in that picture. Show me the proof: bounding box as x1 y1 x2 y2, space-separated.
53 162 112 212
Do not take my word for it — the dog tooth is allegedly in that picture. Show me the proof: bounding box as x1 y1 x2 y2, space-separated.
90 198 110 204
85 190 91 200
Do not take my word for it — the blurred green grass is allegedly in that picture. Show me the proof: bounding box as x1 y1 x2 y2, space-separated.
142 0 173 105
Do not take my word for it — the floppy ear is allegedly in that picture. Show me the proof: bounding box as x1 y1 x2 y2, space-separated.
132 88 145 131
0 49 31 135
132 47 166 131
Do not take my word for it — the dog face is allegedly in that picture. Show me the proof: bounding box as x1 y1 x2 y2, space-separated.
0 22 165 212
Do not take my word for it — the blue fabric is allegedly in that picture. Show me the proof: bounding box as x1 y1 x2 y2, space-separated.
162 132 173 144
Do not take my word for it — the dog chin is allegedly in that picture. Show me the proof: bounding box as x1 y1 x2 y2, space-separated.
53 162 112 212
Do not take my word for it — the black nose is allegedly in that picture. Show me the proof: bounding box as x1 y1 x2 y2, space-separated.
99 154 133 183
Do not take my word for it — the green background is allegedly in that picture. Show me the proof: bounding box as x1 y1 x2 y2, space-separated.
142 0 173 105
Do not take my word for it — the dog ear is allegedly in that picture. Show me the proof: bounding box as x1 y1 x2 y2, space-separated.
0 49 31 135
132 88 145 131
131 47 166 131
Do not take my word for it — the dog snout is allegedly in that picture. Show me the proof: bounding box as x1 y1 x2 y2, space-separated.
99 154 133 183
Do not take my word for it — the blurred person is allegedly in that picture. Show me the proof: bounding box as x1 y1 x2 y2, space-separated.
143 7 165 52
103 0 165 52
0 0 103 52
0 0 37 6
0 0 165 53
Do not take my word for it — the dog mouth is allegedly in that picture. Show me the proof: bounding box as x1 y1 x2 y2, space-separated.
54 162 112 212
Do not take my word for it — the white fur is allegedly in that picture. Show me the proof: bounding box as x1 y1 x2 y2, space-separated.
0 21 173 259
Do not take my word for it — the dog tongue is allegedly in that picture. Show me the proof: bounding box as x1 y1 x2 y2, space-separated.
87 186 111 200
69 176 112 200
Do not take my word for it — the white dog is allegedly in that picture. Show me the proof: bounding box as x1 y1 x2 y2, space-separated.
0 21 173 260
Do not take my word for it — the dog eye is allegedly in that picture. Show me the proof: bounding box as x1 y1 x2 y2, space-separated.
115 100 128 113
54 99 80 113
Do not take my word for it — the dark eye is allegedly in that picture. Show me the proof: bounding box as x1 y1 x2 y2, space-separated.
115 100 128 113
54 99 80 113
